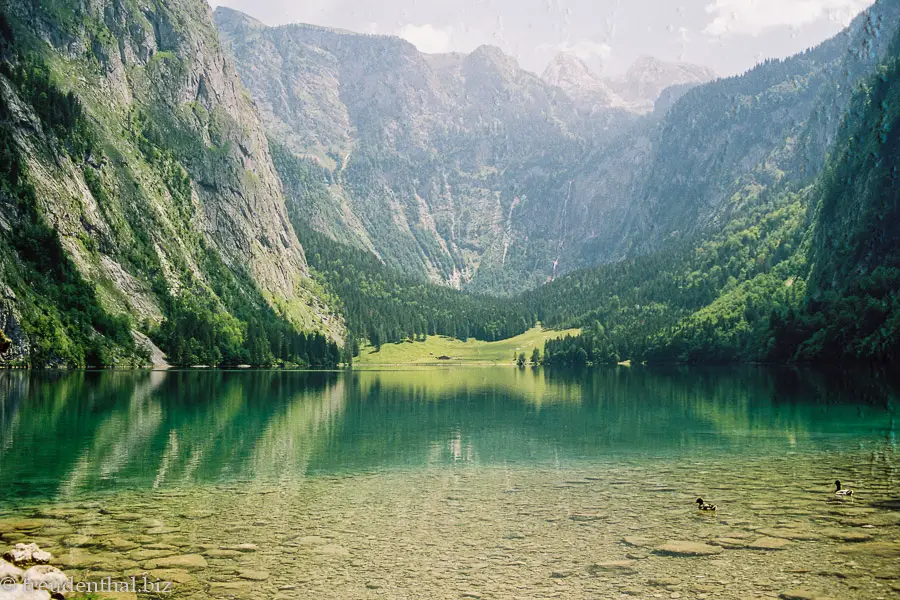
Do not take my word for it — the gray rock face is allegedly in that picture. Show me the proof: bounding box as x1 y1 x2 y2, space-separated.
0 284 29 365
215 6 641 291
607 56 716 111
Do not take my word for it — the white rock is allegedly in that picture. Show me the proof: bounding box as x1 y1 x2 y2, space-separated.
1 545 51 567
0 584 51 600
0 559 24 583
23 566 68 593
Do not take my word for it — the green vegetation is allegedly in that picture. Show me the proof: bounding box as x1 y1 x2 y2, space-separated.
527 34 900 366
0 29 140 367
523 184 811 364
769 46 900 364
0 10 341 369
286 220 536 348
354 326 579 365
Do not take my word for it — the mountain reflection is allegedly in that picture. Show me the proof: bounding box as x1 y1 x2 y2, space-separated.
0 368 895 501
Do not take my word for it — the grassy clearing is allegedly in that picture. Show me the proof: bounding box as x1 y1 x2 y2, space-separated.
355 326 581 365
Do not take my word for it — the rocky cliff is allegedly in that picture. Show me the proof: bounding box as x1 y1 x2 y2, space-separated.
216 6 643 292
0 0 341 367
216 3 897 295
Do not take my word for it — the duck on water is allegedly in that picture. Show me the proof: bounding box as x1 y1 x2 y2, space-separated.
834 480 853 497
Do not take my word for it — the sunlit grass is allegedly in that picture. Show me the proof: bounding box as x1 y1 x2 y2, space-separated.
355 326 581 365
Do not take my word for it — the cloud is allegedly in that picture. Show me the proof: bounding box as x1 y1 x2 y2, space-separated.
704 0 875 37
397 23 455 54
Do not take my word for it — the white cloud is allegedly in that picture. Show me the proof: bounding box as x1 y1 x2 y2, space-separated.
397 23 455 54
704 0 875 37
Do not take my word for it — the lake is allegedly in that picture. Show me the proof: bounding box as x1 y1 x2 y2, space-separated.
0 367 898 599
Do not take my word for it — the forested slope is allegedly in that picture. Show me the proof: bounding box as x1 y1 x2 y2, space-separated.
529 28 900 366
0 0 342 367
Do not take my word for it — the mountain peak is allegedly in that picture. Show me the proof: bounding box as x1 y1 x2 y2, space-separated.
626 55 715 81
542 53 598 83
212 6 267 33
468 45 515 65
608 55 715 109
464 45 522 80
542 52 628 111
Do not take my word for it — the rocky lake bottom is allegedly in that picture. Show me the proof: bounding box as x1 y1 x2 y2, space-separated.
2 452 899 600
1 368 898 599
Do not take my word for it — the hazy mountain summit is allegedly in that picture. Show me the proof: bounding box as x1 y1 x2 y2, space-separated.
541 53 625 111
542 53 716 113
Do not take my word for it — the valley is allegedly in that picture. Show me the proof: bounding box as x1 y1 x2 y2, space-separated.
0 0 897 368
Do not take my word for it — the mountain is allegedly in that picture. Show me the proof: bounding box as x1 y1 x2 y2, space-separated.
216 7 636 292
576 0 900 259
542 53 716 114
526 21 900 366
216 3 897 296
0 0 342 367
608 55 716 111
1 0 898 367
541 53 626 110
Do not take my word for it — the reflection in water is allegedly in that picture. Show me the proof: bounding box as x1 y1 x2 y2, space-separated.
0 367 896 502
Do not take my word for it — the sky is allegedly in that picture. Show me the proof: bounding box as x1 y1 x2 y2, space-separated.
207 0 876 77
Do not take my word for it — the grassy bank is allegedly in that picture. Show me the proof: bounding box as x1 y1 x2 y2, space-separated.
355 327 581 365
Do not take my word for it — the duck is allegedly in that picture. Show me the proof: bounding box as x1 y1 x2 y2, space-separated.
834 480 853 497
696 497 717 511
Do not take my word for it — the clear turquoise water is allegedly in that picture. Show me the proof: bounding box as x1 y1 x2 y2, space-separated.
0 367 897 599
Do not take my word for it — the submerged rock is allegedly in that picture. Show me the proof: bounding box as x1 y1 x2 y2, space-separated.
779 589 836 600
622 536 654 547
653 541 723 557
569 513 603 522
0 521 55 536
821 529 872 542
143 554 208 570
587 560 636 574
748 537 791 550
237 569 269 581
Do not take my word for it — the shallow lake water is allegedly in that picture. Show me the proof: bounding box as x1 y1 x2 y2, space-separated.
0 367 898 599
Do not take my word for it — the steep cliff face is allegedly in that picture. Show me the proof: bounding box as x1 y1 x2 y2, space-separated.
0 0 341 366
19 0 309 299
217 2 897 295
609 56 715 111
542 53 622 111
216 7 640 292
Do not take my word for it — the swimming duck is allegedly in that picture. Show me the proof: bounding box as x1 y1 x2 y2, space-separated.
696 498 717 511
834 480 853 497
